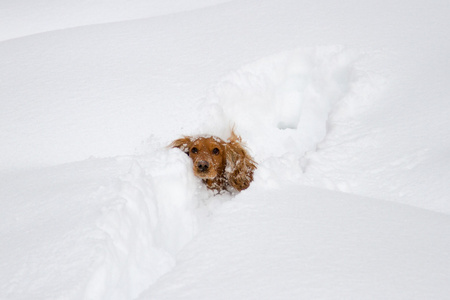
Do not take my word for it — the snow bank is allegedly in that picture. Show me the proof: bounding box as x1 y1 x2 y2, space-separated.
201 47 361 157
83 149 231 299
0 159 128 299
80 46 381 299
2 0 450 298
141 184 450 300
195 46 381 186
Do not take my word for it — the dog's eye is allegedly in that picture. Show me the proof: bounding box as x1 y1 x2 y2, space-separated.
212 148 220 155
191 147 198 154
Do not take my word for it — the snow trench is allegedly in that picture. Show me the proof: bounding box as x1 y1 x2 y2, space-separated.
201 46 363 159
84 46 372 299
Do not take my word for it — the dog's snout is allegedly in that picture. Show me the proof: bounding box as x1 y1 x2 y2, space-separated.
197 160 210 172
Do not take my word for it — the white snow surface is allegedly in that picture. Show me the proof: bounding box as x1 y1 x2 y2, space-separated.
1 0 450 299
142 185 450 300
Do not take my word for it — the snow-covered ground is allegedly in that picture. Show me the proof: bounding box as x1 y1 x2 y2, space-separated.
1 0 450 299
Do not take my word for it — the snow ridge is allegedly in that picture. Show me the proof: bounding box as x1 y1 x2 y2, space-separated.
82 46 376 299
83 151 210 300
201 46 362 159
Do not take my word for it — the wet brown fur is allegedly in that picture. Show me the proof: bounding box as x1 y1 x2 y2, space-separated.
169 130 256 192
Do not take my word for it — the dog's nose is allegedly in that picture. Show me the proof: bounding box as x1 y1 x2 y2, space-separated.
197 160 210 172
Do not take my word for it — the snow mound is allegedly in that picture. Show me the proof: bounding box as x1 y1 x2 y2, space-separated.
141 184 450 300
194 46 381 189
201 46 364 159
0 46 383 299
82 47 382 299
83 150 229 299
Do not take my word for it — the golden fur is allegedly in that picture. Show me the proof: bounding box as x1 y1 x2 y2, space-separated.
170 130 256 192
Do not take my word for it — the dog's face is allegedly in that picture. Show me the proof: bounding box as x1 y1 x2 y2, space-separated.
170 131 256 192
187 137 226 180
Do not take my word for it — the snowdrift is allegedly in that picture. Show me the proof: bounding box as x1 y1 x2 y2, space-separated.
65 46 370 299
142 185 450 300
1 0 450 299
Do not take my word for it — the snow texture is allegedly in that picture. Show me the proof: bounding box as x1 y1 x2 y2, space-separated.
1 0 450 299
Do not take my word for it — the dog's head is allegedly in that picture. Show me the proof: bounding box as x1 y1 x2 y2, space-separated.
175 136 226 180
170 131 256 192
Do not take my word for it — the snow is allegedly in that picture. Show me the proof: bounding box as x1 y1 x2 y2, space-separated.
0 0 231 41
1 0 450 299
142 185 450 300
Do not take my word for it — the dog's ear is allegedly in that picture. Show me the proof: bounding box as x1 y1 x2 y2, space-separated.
225 131 257 192
169 137 192 155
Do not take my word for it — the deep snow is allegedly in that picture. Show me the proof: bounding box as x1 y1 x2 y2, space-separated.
142 185 450 300
1 0 450 299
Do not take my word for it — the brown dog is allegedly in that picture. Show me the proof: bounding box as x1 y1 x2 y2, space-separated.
170 130 256 192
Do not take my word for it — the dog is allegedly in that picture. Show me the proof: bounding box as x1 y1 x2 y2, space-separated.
170 130 256 192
